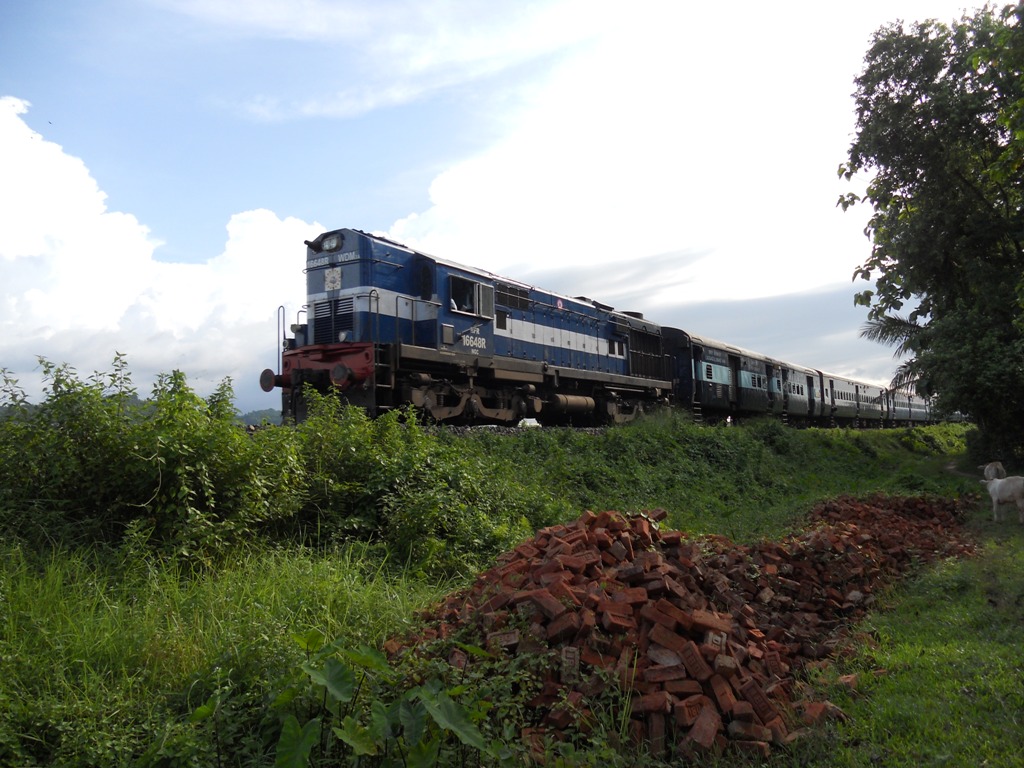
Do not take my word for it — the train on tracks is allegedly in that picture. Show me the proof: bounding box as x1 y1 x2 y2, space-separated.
260 228 931 427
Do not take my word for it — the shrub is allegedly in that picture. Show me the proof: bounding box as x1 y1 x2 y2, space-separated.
0 358 303 563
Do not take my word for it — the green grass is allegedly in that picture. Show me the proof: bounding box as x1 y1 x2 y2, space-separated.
0 544 451 766
0 416 1009 766
459 415 978 542
782 508 1024 768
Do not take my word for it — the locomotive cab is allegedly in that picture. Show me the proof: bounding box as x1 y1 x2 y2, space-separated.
262 228 674 425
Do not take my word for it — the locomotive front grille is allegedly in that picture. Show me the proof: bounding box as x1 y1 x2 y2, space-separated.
313 298 355 344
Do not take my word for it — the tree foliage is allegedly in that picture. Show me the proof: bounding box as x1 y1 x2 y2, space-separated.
841 4 1024 456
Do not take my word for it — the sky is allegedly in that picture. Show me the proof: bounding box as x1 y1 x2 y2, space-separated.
0 0 990 413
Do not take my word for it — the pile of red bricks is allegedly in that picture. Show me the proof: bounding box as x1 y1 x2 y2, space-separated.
386 494 976 759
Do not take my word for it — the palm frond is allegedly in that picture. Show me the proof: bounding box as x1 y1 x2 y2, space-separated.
860 315 921 358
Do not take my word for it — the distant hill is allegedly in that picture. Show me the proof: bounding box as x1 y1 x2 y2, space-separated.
241 408 282 426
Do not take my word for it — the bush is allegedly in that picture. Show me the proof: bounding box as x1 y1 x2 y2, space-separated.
0 357 303 564
294 391 538 576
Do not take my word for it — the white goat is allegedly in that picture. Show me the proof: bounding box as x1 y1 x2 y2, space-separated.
979 461 1007 481
981 476 1024 523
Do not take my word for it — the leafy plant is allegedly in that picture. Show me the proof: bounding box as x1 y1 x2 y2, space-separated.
270 633 504 768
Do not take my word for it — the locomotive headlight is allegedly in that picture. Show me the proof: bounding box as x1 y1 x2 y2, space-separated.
322 235 340 251
338 331 349 342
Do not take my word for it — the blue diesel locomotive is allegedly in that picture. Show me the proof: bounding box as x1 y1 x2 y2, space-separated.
260 228 930 427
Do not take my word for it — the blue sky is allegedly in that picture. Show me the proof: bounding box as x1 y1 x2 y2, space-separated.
0 0 985 412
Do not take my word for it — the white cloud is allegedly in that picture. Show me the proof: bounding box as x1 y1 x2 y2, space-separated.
0 97 316 408
383 1 959 305
161 0 607 121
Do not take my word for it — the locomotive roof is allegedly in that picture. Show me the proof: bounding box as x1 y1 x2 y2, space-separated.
353 228 658 326
314 229 889 394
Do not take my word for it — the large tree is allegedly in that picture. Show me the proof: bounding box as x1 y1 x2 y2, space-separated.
842 4 1024 457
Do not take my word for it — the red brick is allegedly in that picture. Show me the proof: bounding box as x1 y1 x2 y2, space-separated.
801 701 830 725
566 551 602 569
533 557 567 577
640 574 670 597
514 543 540 559
597 598 634 616
448 648 468 669
479 591 512 613
546 611 581 642
579 607 597 634
632 517 654 547
616 563 646 583
547 578 582 608
631 690 671 715
764 649 787 679
528 680 562 708
661 576 690 602
664 678 703 696
700 642 722 664
731 700 755 722
537 571 568 588
639 603 677 629
727 720 771 742
654 598 694 631
580 645 616 669
480 610 507 631
642 664 689 683
838 673 859 690
708 673 737 714
674 694 714 727
601 610 637 634
766 716 789 744
660 529 682 545
648 623 688 655
559 528 589 548
513 588 567 620
613 586 649 605
606 513 629 531
545 691 583 730
520 727 548 762
686 705 723 750
680 640 714 682
691 609 732 635
739 679 779 724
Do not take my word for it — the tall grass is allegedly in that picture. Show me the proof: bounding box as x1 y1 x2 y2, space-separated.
0 363 995 765
0 542 450 766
